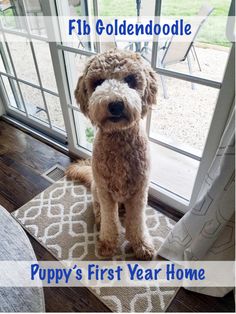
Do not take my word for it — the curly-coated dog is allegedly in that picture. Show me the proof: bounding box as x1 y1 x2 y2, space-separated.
66 49 158 260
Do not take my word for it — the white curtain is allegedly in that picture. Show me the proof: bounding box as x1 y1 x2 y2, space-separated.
158 108 235 297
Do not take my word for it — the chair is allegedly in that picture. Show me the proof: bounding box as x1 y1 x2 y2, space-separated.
142 4 214 98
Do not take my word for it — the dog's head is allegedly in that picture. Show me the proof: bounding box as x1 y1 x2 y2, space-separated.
75 50 158 132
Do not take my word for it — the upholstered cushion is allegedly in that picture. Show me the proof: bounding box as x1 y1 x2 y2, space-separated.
0 205 45 312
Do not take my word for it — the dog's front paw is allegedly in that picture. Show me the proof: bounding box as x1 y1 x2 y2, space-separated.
133 239 156 261
97 239 117 257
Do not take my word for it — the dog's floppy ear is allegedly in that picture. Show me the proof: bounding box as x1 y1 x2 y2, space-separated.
74 74 88 116
142 65 158 117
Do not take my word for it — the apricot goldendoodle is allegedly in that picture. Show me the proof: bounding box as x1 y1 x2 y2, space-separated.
66 49 158 260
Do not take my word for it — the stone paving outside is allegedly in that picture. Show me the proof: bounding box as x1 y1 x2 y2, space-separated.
1 36 229 152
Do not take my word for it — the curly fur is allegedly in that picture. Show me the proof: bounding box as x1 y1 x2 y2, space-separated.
65 159 92 188
66 49 158 260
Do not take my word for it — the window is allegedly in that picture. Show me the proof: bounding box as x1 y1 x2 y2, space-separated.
52 0 232 211
0 0 233 212
0 0 66 142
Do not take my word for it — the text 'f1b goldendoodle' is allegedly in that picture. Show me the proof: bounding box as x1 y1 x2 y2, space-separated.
66 49 158 260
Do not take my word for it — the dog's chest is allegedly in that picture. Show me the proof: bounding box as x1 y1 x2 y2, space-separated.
93 129 150 200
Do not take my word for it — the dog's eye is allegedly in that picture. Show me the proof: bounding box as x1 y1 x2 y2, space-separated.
124 75 136 89
93 79 104 90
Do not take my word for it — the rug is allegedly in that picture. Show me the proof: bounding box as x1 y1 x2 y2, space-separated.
12 177 177 312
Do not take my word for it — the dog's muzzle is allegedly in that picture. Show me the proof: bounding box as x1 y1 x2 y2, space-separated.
108 101 125 122
108 101 124 116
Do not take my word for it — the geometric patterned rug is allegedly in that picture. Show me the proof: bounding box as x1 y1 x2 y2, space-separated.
12 177 178 312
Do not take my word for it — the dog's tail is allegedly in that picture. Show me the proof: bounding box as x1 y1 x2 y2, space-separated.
65 159 93 188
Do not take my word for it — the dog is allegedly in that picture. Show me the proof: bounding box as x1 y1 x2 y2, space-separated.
66 49 158 260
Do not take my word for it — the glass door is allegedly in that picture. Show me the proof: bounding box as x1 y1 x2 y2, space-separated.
1 0 233 213
46 0 233 212
145 0 233 210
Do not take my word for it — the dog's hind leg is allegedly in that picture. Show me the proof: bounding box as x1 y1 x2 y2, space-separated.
124 190 156 260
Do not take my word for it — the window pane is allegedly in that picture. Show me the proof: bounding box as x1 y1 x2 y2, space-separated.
20 83 49 124
150 75 219 155
152 0 232 82
0 0 27 31
150 142 199 201
0 0 46 35
98 0 136 16
44 93 65 131
0 53 7 73
64 52 89 106
1 76 18 109
97 1 152 53
64 52 94 147
24 0 46 36
56 0 93 16
73 110 94 151
0 33 13 75
56 0 96 52
6 33 39 85
33 40 58 92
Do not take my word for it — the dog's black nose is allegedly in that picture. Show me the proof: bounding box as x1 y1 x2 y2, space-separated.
108 101 124 116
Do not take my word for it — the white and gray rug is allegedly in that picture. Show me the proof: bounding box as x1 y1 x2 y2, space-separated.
12 177 177 312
